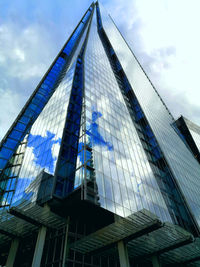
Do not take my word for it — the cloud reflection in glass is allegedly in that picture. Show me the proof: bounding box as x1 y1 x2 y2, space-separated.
27 131 61 174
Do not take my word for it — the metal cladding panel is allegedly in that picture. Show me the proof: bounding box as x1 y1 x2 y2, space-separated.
99 3 200 227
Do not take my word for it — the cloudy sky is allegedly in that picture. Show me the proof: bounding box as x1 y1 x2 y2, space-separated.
0 0 200 141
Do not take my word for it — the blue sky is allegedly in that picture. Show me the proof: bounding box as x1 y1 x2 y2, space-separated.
1 0 200 140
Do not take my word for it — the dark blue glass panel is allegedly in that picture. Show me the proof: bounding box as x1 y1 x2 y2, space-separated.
0 148 13 159
63 13 89 56
31 95 46 106
149 138 157 147
153 147 162 159
96 5 103 29
0 158 7 168
19 115 31 124
15 122 26 132
23 109 36 118
9 130 23 140
4 138 18 149
136 110 144 120
82 11 91 23
54 182 63 195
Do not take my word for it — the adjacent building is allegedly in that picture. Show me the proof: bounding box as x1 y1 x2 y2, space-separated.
175 116 200 164
0 2 200 266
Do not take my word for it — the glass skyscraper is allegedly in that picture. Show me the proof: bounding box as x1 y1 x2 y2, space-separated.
0 2 200 267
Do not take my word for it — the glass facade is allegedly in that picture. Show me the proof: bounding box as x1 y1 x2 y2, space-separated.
76 9 172 222
12 63 75 204
0 5 93 208
1 2 200 266
98 3 200 230
0 0 200 230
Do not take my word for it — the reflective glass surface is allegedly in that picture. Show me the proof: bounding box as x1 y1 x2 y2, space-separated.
75 10 172 221
190 130 200 152
0 5 93 210
99 3 200 225
12 65 74 204
0 141 26 210
11 24 90 205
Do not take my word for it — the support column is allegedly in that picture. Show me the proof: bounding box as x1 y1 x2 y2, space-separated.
6 238 19 267
62 217 70 267
31 226 47 267
117 240 130 267
152 255 162 267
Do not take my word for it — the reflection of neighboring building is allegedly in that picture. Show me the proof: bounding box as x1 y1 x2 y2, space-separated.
36 170 54 205
175 116 200 163
27 169 54 206
1 2 200 267
10 169 54 208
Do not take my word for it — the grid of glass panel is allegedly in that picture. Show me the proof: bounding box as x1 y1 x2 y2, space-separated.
0 7 93 210
95 3 197 233
11 64 75 205
99 3 200 227
74 10 172 221
63 6 93 56
9 18 91 206
0 57 66 172
0 140 27 209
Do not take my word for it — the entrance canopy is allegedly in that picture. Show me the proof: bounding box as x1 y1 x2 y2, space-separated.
71 209 200 266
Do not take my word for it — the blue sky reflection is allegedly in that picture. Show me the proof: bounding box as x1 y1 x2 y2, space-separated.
27 130 61 173
86 109 113 151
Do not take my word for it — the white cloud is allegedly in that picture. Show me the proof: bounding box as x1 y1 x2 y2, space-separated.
102 0 200 125
0 21 58 140
14 48 25 62
0 23 52 81
0 88 21 139
1 0 200 143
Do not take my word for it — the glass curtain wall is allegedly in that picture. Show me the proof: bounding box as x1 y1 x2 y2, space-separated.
75 7 172 222
9 15 91 207
98 3 200 228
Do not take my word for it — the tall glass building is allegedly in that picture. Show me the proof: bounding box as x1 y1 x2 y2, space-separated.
0 2 200 267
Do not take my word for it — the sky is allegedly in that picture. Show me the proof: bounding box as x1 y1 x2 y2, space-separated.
0 0 200 141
